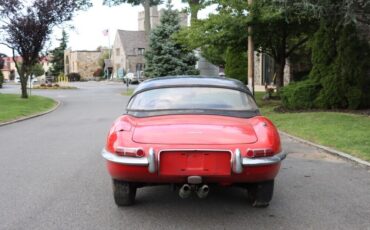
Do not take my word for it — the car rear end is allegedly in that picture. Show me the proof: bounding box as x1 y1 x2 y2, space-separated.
102 76 286 207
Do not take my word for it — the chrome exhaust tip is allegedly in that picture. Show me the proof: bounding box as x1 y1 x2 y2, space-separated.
179 184 192 199
196 184 209 199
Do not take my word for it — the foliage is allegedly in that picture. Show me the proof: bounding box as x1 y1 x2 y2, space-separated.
0 0 91 98
93 68 104 77
50 30 68 77
0 70 3 88
310 22 370 109
31 63 45 77
67 72 81 81
145 5 198 77
181 0 211 24
280 80 321 110
224 48 247 83
98 49 110 69
176 0 318 88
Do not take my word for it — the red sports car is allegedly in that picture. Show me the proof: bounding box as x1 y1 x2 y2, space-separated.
102 76 286 207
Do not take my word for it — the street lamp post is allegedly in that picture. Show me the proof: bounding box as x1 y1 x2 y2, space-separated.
248 0 255 95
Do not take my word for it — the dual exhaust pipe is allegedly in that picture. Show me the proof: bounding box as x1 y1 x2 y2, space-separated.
179 184 209 199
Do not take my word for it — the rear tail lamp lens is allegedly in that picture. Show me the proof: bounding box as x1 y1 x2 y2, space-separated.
115 147 145 158
246 148 274 158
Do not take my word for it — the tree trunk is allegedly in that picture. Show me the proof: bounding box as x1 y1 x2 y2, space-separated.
20 75 28 98
12 53 28 98
143 0 151 41
275 58 286 90
189 1 200 25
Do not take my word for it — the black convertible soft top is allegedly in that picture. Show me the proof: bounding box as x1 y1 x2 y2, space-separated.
127 76 260 118
132 76 253 97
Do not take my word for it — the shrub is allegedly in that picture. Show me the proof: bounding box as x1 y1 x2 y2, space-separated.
93 68 103 77
67 72 81 82
40 83 46 87
280 80 321 110
53 84 60 87
309 21 370 109
47 83 53 87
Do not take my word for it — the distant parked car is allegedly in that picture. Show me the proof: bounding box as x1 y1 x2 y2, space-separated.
102 76 286 207
14 74 38 84
123 72 146 84
123 73 138 84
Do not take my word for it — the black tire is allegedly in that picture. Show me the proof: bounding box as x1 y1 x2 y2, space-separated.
112 180 137 206
247 180 274 208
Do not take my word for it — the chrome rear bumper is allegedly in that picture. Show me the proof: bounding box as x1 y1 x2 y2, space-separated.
102 148 286 174
241 150 287 167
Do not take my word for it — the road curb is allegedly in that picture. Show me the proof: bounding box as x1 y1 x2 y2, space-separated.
279 131 370 168
0 99 61 127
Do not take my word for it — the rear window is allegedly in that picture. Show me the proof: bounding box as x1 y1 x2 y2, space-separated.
127 87 258 111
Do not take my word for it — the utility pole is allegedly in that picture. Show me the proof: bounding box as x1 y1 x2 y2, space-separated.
248 0 255 95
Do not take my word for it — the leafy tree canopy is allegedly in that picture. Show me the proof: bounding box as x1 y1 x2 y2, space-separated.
50 30 68 77
0 0 91 98
145 3 198 77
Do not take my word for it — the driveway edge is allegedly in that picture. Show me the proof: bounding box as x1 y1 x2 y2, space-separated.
0 99 61 127
279 131 370 168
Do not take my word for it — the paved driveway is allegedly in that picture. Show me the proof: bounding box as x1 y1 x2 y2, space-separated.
0 82 369 230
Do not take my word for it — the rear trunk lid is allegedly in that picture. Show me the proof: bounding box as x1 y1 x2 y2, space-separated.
132 115 257 145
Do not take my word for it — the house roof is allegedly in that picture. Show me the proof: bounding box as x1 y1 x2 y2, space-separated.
117 30 147 55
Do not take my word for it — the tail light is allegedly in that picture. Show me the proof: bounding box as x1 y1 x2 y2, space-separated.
115 147 145 158
246 148 274 158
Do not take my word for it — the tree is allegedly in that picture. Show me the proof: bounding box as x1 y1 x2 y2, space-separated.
50 30 68 77
0 0 91 98
177 0 318 88
249 1 319 88
0 53 6 88
31 63 45 77
103 0 162 39
224 48 247 83
181 0 210 24
145 4 198 77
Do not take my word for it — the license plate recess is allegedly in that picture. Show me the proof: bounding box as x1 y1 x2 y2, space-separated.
159 151 231 176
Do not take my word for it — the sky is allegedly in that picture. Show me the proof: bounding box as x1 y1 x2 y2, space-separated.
0 0 216 57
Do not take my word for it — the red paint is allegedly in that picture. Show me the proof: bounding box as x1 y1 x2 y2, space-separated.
104 114 282 185
159 151 231 176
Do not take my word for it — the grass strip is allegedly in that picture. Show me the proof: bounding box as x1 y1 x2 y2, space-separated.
0 94 56 123
254 92 370 161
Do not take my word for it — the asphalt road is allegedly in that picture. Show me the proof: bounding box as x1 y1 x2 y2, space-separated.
0 82 369 230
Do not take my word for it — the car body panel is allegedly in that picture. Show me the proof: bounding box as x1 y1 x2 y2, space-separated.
132 115 258 145
103 76 284 187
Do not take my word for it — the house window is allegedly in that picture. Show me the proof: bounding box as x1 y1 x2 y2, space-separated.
116 48 120 56
137 48 145 55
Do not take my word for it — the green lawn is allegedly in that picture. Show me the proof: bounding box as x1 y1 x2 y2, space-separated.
0 94 57 123
254 92 370 161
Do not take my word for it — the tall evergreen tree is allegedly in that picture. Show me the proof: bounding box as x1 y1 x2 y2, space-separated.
145 3 198 77
50 30 68 77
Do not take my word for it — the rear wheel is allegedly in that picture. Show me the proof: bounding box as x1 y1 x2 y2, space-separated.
247 180 274 208
112 180 137 206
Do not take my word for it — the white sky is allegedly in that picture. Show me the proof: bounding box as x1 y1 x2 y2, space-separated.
0 0 216 57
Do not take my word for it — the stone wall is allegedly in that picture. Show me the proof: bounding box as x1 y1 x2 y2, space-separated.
64 50 102 79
